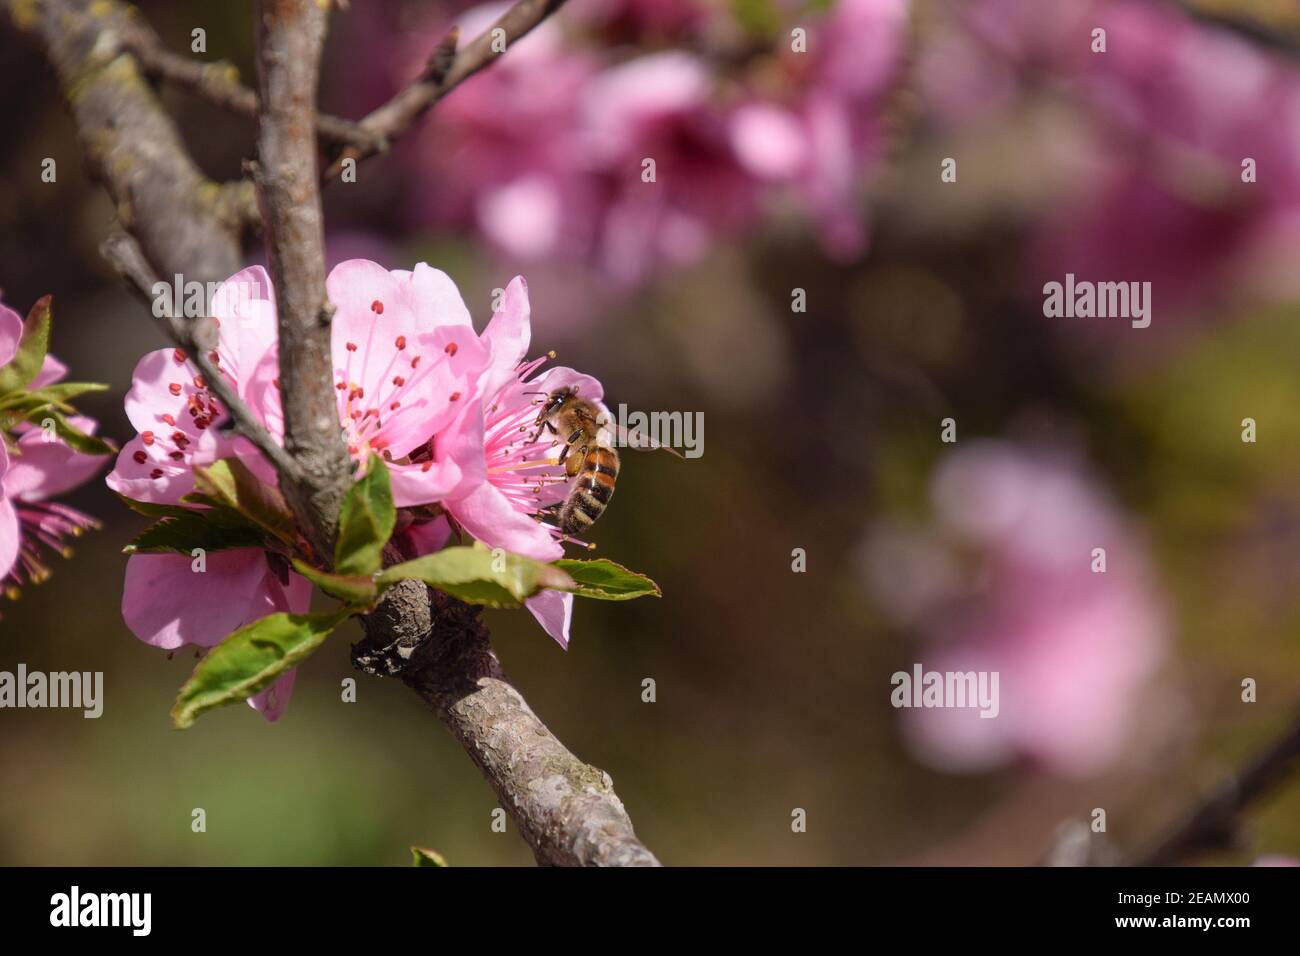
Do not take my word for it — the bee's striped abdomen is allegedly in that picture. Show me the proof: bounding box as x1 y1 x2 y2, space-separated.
560 446 619 535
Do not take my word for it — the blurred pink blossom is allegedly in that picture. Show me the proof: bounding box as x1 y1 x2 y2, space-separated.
568 0 711 42
400 4 603 264
582 50 762 284
862 440 1169 777
929 0 1300 312
383 1 908 283
731 0 910 259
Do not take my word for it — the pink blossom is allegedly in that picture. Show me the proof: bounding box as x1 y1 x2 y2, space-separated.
108 262 488 718
0 299 110 592
402 275 600 646
388 6 760 283
932 0 1300 312
582 51 762 284
244 260 494 506
731 0 910 259
378 2 910 282
111 260 596 710
398 4 602 264
105 266 282 505
122 549 308 720
861 440 1169 777
106 263 492 508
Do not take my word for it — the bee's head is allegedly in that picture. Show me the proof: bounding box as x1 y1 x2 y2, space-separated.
540 386 577 417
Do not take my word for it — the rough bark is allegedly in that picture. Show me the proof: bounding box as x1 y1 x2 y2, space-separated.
251 0 353 559
353 579 660 867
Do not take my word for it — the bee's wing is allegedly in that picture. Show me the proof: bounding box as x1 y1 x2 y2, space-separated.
612 424 685 458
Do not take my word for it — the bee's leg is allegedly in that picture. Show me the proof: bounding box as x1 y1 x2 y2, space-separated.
563 444 587 477
526 419 559 445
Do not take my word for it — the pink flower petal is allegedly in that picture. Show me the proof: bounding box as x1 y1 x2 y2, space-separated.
32 353 68 388
478 276 532 398
5 416 110 500
247 668 297 722
388 457 465 508
122 549 301 650
446 479 563 562
327 260 490 460
106 428 233 506
210 266 280 392
398 514 453 555
525 588 573 649
328 259 473 330
406 262 477 330
730 104 809 180
0 302 22 368
0 497 19 582
436 398 489 500
121 349 229 439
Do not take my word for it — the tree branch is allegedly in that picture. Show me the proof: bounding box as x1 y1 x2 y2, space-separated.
252 0 353 558
1132 706 1300 865
115 15 383 148
3 0 243 283
352 570 660 867
322 0 569 181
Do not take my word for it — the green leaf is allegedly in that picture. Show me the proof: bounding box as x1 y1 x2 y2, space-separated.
377 546 576 609
28 381 109 403
116 495 196 519
171 610 348 729
192 458 297 547
32 408 115 455
0 381 108 413
334 453 395 576
552 558 661 601
291 558 378 606
410 846 448 867
124 511 269 555
0 295 52 394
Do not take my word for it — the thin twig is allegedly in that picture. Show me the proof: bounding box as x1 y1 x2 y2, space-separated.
322 0 569 181
117 20 382 148
1133 707 1300 865
100 232 302 483
252 0 353 557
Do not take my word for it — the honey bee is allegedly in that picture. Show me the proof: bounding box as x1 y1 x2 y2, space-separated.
531 386 680 537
